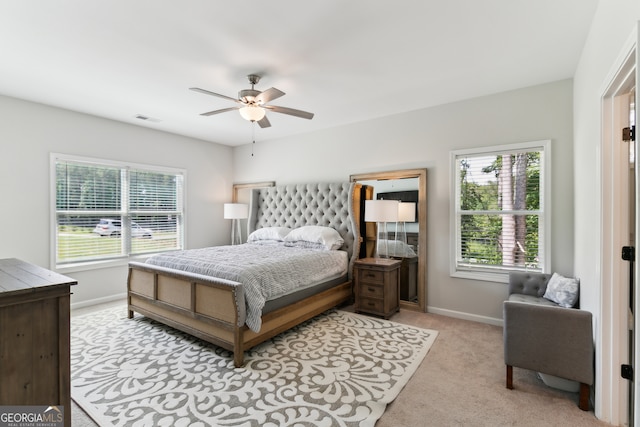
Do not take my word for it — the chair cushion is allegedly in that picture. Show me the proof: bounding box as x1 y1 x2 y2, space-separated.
508 272 552 297
507 293 559 307
543 273 580 308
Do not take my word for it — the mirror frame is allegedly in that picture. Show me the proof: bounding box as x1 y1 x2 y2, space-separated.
232 181 276 203
350 169 427 312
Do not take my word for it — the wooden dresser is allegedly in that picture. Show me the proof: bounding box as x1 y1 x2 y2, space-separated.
354 257 401 319
0 258 76 427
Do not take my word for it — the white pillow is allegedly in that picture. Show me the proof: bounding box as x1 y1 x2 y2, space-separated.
284 226 344 250
543 272 580 308
247 227 291 242
284 240 328 251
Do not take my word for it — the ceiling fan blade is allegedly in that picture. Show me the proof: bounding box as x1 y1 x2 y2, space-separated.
265 105 314 120
189 87 239 103
200 106 240 116
257 115 271 128
255 87 285 104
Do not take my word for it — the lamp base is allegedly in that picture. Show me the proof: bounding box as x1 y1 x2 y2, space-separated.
395 221 407 256
231 219 243 245
374 221 390 258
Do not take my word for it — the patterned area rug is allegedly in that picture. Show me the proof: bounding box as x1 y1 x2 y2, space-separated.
71 306 438 427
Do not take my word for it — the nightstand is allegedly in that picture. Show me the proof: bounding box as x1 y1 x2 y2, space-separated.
354 257 401 318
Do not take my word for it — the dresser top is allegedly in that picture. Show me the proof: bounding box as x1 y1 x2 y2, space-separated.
0 258 77 294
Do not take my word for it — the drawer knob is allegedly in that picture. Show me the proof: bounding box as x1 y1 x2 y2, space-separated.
368 287 375 292
365 272 376 278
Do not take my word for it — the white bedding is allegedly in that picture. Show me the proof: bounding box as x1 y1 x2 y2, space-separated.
145 243 348 332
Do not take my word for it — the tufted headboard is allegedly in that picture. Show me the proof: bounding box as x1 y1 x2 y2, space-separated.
247 182 362 278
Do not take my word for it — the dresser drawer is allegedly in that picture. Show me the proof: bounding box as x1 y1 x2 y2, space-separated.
358 297 384 313
357 268 385 284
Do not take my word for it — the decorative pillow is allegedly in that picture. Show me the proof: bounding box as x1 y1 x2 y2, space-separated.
284 240 328 251
543 272 580 308
284 226 344 250
247 227 291 242
248 239 284 246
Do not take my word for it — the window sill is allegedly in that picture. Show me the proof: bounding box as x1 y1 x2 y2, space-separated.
451 268 547 284
450 269 510 284
54 254 152 274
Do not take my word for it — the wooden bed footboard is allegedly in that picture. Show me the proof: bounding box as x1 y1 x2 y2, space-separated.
127 261 352 367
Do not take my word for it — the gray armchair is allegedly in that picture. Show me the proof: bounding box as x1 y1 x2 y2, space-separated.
503 272 593 411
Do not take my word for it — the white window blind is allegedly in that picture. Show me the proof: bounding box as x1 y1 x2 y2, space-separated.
53 155 184 268
451 141 550 281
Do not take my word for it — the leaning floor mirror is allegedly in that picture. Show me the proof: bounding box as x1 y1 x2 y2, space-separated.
350 169 427 312
232 181 275 244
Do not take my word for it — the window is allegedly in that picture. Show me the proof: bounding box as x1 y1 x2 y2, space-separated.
450 140 550 282
52 154 185 269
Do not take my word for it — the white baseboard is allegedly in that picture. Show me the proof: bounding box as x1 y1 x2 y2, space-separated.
71 293 127 310
70 295 504 327
427 306 503 327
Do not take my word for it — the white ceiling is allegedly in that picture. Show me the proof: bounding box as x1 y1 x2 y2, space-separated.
0 1 599 147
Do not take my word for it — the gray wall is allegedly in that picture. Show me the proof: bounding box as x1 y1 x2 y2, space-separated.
0 94 234 307
0 79 573 323
233 79 574 324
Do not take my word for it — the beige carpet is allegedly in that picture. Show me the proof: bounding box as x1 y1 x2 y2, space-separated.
71 303 609 427
373 309 608 427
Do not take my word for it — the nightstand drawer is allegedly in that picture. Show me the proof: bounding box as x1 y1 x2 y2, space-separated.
357 268 385 284
359 283 384 298
358 297 384 313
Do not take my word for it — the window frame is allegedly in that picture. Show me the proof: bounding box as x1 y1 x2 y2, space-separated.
449 140 551 283
50 153 186 272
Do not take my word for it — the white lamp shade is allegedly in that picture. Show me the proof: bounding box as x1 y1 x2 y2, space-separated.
224 203 249 219
239 105 266 122
364 199 399 222
398 202 416 222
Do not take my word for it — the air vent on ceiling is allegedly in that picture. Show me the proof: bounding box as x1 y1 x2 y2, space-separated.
134 114 161 123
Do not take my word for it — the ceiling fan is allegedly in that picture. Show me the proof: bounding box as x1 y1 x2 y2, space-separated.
189 74 314 128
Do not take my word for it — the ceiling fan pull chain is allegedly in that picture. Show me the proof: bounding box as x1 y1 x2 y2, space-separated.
251 122 256 157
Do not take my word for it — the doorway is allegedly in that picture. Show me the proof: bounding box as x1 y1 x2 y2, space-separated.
601 45 636 425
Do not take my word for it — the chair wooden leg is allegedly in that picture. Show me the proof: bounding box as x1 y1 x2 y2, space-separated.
578 383 590 411
506 365 513 389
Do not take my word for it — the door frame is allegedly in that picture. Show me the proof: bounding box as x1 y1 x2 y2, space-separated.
599 32 637 425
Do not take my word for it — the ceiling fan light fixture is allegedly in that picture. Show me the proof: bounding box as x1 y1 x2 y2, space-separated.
239 105 266 122
190 75 313 129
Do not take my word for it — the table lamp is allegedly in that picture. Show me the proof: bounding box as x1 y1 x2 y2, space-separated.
396 202 416 255
224 203 249 245
364 199 399 258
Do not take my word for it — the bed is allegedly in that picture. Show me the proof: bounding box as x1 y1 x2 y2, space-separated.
127 182 363 367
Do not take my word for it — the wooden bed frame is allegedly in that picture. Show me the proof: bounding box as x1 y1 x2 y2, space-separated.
128 182 363 367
